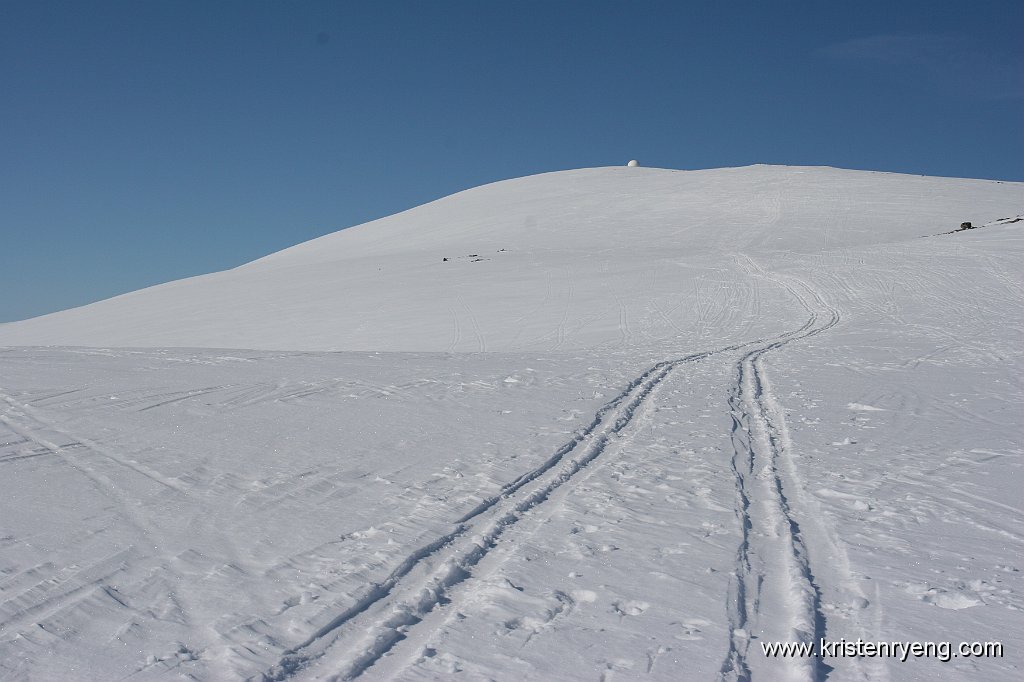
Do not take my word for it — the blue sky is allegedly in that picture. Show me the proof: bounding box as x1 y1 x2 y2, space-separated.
2 1 1021 323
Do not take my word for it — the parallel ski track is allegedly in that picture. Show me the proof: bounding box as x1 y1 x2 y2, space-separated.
0 392 188 495
719 266 841 682
258 341 757 681
255 257 840 682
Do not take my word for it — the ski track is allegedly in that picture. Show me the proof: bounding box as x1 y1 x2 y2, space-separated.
445 306 461 354
258 341 754 681
720 258 841 682
0 250 859 680
250 256 842 682
0 393 188 495
458 296 487 353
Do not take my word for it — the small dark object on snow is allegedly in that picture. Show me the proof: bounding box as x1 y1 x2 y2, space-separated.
442 257 448 262
960 222 973 230
467 254 478 258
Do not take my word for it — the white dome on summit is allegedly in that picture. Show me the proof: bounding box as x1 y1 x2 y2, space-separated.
627 160 639 167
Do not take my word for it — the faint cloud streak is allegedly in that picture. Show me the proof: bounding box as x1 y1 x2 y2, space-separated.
821 33 1023 101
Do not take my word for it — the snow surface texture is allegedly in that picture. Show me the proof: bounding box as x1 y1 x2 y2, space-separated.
0 165 1022 681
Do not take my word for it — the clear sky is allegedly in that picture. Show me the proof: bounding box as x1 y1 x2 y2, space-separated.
2 1 1021 323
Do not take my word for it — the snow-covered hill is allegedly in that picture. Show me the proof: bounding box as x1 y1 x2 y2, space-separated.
1 165 1019 352
1 166 1022 681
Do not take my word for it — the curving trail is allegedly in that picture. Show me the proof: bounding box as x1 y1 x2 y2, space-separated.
719 265 841 682
253 256 843 682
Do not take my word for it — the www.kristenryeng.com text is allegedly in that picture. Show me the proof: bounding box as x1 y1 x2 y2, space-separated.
761 638 1003 663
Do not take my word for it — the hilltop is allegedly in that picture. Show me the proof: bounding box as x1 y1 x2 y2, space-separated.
1 165 1019 351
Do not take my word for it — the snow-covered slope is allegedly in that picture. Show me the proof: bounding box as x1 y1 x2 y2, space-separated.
1 165 1019 351
1 166 1022 682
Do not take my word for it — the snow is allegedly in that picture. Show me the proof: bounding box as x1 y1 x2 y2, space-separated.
1 165 1022 681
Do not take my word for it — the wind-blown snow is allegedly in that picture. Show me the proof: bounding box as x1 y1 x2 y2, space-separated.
0 166 1021 681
